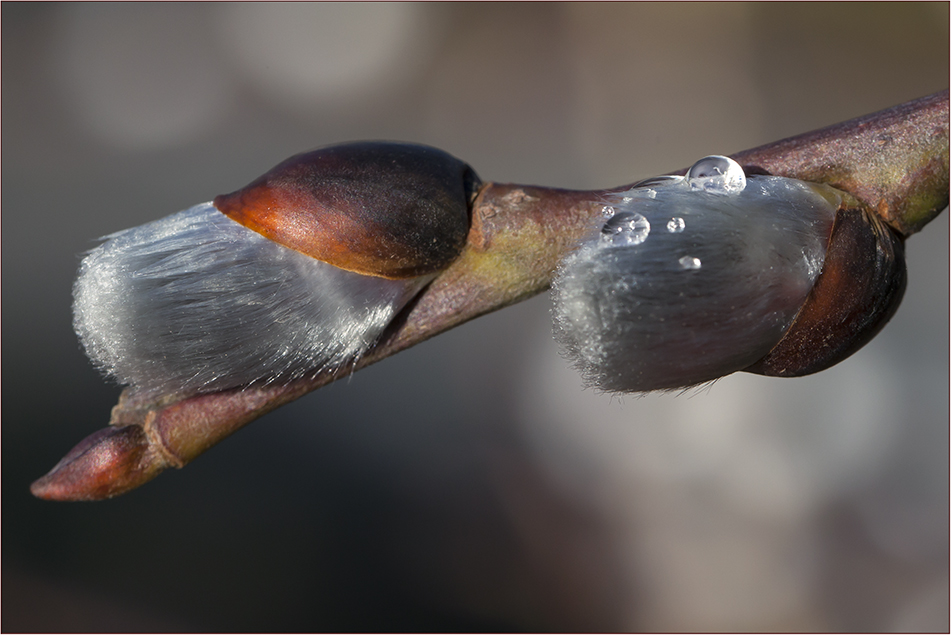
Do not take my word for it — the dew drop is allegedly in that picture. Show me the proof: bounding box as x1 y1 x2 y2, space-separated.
600 211 650 246
686 155 746 195
645 189 657 199
666 217 686 233
601 205 616 218
678 255 701 270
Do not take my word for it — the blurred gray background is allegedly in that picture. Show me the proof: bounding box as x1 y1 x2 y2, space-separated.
3 3 948 631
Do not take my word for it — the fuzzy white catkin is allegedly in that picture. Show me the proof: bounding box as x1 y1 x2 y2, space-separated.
73 202 430 397
552 157 841 392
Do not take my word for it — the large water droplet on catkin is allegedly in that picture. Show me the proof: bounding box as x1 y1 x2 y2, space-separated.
686 155 747 195
600 211 650 246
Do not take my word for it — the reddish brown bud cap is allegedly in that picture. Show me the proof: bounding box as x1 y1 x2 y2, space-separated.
746 207 906 377
214 142 479 279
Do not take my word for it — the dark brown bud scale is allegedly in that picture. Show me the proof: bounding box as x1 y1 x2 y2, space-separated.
214 142 479 279
746 206 906 377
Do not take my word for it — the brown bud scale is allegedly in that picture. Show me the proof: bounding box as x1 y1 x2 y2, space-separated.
747 206 906 377
214 142 478 279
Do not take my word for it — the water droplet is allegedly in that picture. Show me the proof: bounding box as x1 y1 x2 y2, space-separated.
600 212 650 246
686 155 746 194
667 217 685 233
601 205 616 218
678 255 701 270
621 197 633 203
645 189 657 199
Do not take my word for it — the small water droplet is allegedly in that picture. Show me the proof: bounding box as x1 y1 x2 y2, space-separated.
601 212 650 246
678 255 701 270
667 217 686 233
601 205 616 218
686 155 746 194
621 197 633 203
645 189 657 199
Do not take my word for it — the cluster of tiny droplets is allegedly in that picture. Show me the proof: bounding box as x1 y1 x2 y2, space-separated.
595 157 749 269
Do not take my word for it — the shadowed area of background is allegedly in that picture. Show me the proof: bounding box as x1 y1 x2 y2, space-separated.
3 3 948 631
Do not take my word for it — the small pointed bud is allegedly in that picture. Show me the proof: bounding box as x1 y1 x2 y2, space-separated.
30 425 171 501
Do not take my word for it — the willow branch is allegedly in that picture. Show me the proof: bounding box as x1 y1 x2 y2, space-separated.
32 91 949 501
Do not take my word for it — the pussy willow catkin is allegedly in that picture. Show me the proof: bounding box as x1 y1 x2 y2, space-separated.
551 156 843 392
